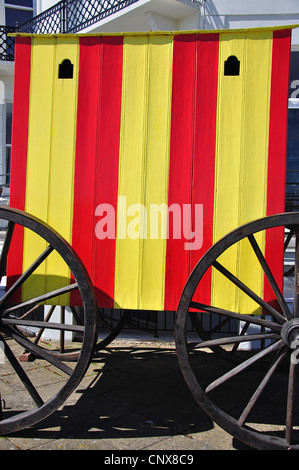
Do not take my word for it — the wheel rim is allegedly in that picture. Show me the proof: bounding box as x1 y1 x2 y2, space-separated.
31 307 130 360
175 212 299 450
94 309 130 351
0 207 97 435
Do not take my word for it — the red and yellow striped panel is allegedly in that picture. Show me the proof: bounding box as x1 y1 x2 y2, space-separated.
8 28 292 312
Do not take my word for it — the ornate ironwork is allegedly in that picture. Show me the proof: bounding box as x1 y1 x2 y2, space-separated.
16 0 142 34
0 0 200 61
0 26 16 61
66 0 141 33
18 1 66 34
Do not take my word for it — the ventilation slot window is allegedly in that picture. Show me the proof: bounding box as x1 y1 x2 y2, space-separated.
224 55 240 76
58 59 74 79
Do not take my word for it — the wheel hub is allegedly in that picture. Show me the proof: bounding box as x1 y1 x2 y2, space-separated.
281 318 299 348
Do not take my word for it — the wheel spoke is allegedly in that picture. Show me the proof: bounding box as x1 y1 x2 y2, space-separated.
60 306 65 353
19 304 42 320
248 234 292 320
232 322 250 353
32 305 56 346
0 222 15 279
190 302 281 332
2 326 73 376
69 306 82 325
285 266 295 277
209 316 231 335
205 340 284 393
2 282 78 315
0 333 44 408
238 349 288 426
193 332 279 350
212 260 286 324
284 228 294 251
98 314 115 330
175 214 299 449
0 207 97 436
286 360 297 444
0 245 54 312
1 317 85 333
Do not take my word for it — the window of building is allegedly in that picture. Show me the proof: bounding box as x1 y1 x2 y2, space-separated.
5 0 33 5
4 0 34 27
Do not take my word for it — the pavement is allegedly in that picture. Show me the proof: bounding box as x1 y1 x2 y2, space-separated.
0 334 251 452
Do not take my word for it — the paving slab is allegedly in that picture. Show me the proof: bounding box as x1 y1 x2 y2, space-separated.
0 338 251 452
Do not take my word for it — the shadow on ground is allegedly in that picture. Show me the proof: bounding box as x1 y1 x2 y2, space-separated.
3 343 257 450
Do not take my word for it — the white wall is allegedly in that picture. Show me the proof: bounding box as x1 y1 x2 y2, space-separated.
201 0 299 44
35 0 299 43
205 0 299 16
0 73 13 188
36 0 60 15
178 11 199 30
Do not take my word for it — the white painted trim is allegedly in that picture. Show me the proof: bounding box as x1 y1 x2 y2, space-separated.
289 98 299 109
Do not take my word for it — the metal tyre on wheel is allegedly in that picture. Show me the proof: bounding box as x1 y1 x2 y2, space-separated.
175 212 299 450
0 207 97 435
94 309 130 351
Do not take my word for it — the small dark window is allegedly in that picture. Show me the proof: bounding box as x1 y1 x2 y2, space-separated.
224 55 240 76
58 59 73 79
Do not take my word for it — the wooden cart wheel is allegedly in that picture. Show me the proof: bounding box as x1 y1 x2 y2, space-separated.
29 306 130 361
94 309 130 351
0 207 97 435
188 222 296 365
175 212 299 450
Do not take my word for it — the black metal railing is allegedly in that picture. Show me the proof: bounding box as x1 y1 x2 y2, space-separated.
18 0 67 34
17 0 143 34
0 0 200 61
0 25 17 61
0 0 144 60
65 0 141 33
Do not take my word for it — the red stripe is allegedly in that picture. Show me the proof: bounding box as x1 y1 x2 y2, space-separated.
164 34 219 311
7 37 31 296
92 36 123 307
164 34 198 311
70 37 101 305
264 29 291 307
190 33 219 306
71 36 123 306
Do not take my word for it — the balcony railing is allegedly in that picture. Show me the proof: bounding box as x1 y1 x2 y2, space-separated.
0 25 17 61
0 0 146 60
17 0 142 34
0 0 201 61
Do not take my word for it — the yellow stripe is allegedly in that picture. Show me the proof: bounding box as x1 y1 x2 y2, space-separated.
23 37 79 304
114 36 148 309
237 31 273 314
23 37 55 301
212 31 273 314
139 35 173 310
11 24 299 39
46 38 79 304
114 35 173 309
